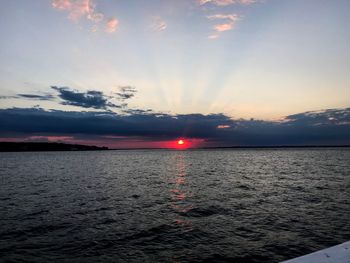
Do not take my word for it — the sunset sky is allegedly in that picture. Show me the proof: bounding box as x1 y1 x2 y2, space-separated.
0 0 349 148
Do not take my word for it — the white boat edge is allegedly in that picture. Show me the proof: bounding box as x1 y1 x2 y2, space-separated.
281 241 350 263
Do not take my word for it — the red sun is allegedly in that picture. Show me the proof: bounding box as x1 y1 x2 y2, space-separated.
170 138 191 149
177 139 184 145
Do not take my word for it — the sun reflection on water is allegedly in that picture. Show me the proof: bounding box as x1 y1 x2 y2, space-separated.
169 153 193 228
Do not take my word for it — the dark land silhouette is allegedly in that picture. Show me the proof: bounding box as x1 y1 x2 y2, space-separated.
0 142 108 152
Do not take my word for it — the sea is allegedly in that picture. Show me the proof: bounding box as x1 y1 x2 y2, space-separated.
0 148 349 262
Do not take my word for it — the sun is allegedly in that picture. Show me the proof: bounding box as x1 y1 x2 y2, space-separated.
177 139 184 145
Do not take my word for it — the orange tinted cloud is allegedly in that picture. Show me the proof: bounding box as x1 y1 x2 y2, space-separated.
217 125 231 129
214 23 233 32
52 0 103 22
207 14 240 38
105 18 119 33
52 0 72 9
72 0 103 22
52 0 118 33
198 0 255 6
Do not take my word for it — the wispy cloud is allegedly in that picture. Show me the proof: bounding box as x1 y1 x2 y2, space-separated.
105 18 119 33
198 0 256 6
207 14 240 39
240 0 256 5
52 0 103 22
150 16 167 32
16 94 55 100
0 93 54 101
52 0 118 33
115 86 137 101
52 0 72 10
24 136 74 143
199 0 234 6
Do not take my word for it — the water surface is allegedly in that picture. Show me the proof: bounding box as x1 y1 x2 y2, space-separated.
1 148 349 262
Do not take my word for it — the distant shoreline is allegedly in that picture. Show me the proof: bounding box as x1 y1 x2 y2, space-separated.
1 142 349 152
108 145 350 151
0 142 108 152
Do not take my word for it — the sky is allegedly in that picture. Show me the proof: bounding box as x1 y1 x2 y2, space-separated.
0 0 349 148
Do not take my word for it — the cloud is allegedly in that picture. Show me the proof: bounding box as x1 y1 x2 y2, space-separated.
17 94 55 100
122 108 153 115
0 95 17 99
0 93 55 101
115 86 137 101
52 0 103 22
150 16 167 32
217 125 230 129
207 14 240 38
52 0 72 9
198 0 256 6
24 135 74 143
52 0 118 33
105 18 119 33
199 0 234 6
284 108 350 126
51 86 120 109
0 107 349 147
0 85 138 110
208 34 219 39
240 0 256 5
0 108 231 139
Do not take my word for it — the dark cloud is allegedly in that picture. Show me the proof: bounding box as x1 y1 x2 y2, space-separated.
17 94 55 100
1 86 138 110
0 107 349 146
0 96 17 99
115 86 137 100
122 108 153 115
0 94 54 100
285 108 350 126
51 86 120 109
